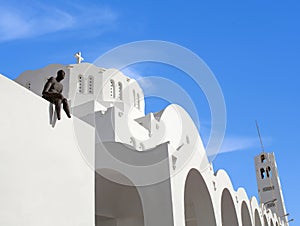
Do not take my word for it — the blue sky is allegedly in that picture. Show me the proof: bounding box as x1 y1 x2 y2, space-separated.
1 0 299 222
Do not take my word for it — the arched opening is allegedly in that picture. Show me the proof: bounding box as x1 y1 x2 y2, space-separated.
184 169 216 226
78 75 84 93
221 189 239 226
88 76 94 94
260 168 266 179
266 166 272 178
270 220 274 226
264 215 269 226
254 210 262 226
95 170 144 226
110 80 116 98
241 202 252 226
118 82 123 100
275 222 279 226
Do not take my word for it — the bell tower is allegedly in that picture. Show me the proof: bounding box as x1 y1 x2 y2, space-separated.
254 122 289 225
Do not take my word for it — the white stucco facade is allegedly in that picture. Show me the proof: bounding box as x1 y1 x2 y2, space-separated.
0 62 289 226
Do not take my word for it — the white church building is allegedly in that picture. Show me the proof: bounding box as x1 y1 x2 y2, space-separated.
0 58 290 226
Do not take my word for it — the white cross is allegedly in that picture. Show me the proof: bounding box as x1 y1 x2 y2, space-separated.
74 52 84 64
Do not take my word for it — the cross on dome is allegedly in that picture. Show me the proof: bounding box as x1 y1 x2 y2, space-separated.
74 52 84 64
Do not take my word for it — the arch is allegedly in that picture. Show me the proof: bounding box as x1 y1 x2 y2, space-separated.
260 168 266 179
275 222 278 226
254 209 262 226
95 170 144 226
241 201 252 226
266 166 272 178
110 79 116 98
118 82 123 100
184 169 216 226
270 220 274 226
88 75 94 94
78 74 84 93
264 215 269 226
221 188 239 226
214 169 235 191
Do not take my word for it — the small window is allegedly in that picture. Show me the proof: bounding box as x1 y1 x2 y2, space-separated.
110 80 115 98
172 155 177 170
25 82 31 90
186 136 190 144
137 93 140 109
88 76 94 94
118 82 123 100
261 154 266 163
133 90 136 107
213 181 216 191
266 202 276 208
260 168 266 179
266 166 272 178
78 75 84 93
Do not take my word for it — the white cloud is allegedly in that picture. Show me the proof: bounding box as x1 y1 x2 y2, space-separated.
220 136 260 153
207 134 272 157
200 122 272 157
0 3 117 42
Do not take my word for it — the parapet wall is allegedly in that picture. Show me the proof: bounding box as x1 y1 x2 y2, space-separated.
0 74 95 226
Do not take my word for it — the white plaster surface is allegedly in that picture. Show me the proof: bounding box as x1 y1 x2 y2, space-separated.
0 74 95 226
0 62 289 226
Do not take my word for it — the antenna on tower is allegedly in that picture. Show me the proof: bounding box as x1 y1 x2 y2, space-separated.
256 120 265 153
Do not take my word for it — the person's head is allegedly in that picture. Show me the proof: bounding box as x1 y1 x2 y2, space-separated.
56 70 65 81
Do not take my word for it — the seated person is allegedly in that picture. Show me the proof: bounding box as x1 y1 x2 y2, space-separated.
42 70 71 120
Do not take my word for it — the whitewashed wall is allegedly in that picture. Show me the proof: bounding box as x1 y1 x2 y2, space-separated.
0 74 95 226
1 62 288 226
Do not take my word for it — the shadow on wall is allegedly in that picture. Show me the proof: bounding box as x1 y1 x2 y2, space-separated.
184 169 216 226
95 170 144 226
221 189 239 226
